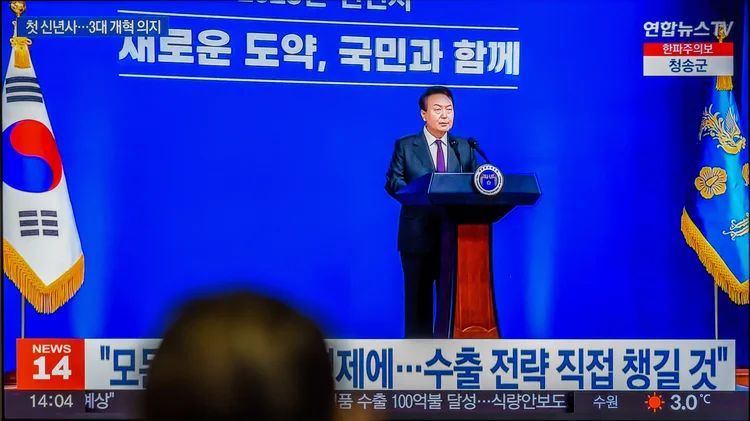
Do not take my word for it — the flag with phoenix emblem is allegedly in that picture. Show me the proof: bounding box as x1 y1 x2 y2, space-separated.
681 49 749 305
2 31 85 314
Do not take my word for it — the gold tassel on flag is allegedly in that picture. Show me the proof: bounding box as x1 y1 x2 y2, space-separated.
10 1 31 69
11 35 32 69
717 77 733 91
715 25 733 91
3 239 85 314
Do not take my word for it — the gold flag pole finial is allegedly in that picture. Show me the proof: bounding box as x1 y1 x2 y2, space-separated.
9 1 32 69
715 25 732 91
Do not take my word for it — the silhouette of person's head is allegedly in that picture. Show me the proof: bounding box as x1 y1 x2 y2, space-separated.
143 290 335 421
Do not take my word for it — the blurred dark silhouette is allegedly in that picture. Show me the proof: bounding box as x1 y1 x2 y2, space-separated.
143 289 364 421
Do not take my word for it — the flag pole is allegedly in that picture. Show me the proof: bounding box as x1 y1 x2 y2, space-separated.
712 25 730 342
9 0 29 341
714 283 719 340
21 297 25 338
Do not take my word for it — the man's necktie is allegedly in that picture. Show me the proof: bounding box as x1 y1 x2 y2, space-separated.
436 140 446 173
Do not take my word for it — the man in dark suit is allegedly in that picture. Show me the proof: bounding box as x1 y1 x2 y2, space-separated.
384 86 478 339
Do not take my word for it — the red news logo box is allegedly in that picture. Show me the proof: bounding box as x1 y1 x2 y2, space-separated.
16 339 85 390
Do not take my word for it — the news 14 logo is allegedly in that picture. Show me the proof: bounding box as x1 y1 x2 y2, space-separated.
16 339 86 390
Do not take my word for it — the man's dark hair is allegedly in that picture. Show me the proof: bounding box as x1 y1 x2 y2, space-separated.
143 290 334 421
418 85 454 111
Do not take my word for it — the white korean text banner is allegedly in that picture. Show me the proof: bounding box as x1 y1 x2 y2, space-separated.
83 339 735 391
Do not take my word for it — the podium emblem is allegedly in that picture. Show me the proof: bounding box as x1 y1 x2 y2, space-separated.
473 164 504 196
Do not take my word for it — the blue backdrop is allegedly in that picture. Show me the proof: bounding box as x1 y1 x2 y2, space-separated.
3 0 748 371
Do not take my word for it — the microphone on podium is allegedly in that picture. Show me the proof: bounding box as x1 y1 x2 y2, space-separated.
449 139 462 172
467 137 491 165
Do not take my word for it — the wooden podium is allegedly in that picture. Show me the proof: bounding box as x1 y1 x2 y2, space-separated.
395 172 541 339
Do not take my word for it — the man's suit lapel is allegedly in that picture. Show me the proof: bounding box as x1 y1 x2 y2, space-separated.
413 131 435 172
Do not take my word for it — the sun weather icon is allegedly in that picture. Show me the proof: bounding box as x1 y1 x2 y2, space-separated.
645 392 665 413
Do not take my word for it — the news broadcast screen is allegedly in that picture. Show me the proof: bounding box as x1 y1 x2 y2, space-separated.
1 0 748 420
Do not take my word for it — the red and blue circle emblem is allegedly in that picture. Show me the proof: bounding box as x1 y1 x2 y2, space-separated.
2 119 63 193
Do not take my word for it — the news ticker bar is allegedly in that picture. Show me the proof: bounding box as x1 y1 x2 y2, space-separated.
3 390 748 420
